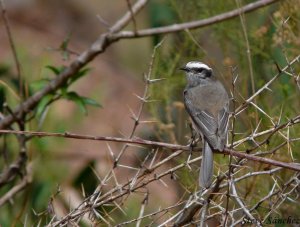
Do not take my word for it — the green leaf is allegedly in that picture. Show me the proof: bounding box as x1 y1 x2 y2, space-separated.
60 33 71 51
36 94 54 117
63 91 87 114
81 97 102 108
0 64 10 77
63 92 101 114
68 68 90 85
45 65 65 76
30 79 50 91
60 85 68 96
62 51 70 61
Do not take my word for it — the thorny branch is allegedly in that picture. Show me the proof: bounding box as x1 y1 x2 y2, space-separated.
0 128 299 172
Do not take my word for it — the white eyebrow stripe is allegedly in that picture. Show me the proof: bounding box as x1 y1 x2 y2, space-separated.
186 62 211 70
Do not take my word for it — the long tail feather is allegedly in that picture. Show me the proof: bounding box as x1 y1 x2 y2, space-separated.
199 141 214 188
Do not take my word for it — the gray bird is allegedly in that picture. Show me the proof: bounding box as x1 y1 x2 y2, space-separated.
180 61 229 188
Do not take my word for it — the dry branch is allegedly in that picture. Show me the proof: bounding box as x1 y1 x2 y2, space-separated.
0 129 299 172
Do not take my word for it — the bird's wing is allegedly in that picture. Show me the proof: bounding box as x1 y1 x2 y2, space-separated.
184 90 217 143
216 102 229 148
184 90 229 150
218 104 230 138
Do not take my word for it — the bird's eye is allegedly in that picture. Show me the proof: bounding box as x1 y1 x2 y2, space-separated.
195 68 204 73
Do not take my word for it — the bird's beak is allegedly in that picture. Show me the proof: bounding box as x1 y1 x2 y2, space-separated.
179 66 187 71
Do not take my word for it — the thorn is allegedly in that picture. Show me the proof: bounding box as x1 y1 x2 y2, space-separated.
282 16 290 25
130 116 138 122
147 78 167 84
233 74 239 84
253 119 262 134
274 61 282 74
133 93 146 102
139 120 158 124
127 105 137 119
106 142 115 160
96 14 110 29
143 73 148 83
265 86 273 92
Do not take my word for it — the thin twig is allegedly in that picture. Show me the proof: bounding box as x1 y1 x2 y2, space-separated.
230 180 262 226
223 65 238 226
0 129 300 172
126 0 137 34
0 165 32 207
0 0 23 97
235 54 300 115
236 0 258 125
110 0 148 33
111 0 279 39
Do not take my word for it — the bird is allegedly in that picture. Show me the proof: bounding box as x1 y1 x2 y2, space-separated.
180 61 229 188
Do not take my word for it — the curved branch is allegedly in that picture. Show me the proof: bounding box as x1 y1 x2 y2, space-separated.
111 0 279 39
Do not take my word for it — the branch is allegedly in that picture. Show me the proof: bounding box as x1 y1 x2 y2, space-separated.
110 0 147 33
230 181 262 226
0 0 23 96
0 129 299 172
0 164 32 207
111 0 279 39
0 149 27 187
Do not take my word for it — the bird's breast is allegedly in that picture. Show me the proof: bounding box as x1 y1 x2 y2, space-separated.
188 84 228 117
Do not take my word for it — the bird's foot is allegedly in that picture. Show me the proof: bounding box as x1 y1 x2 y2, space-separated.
186 138 199 170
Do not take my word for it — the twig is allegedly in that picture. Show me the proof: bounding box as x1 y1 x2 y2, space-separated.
0 129 300 172
116 201 184 226
112 0 279 39
50 155 203 226
223 65 238 226
233 109 300 150
114 39 164 164
0 165 32 207
0 144 27 187
126 0 137 34
230 180 262 226
231 172 300 226
136 193 148 227
236 0 258 125
235 54 300 115
0 0 23 97
221 148 300 172
110 0 148 33
219 167 282 188
236 0 255 97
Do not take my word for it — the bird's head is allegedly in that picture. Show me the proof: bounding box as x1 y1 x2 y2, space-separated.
180 61 212 80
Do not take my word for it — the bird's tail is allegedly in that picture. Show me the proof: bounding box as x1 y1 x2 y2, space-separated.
199 141 214 188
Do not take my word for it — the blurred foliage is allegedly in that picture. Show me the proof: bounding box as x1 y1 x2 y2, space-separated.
148 0 176 44
0 48 101 225
31 65 101 117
